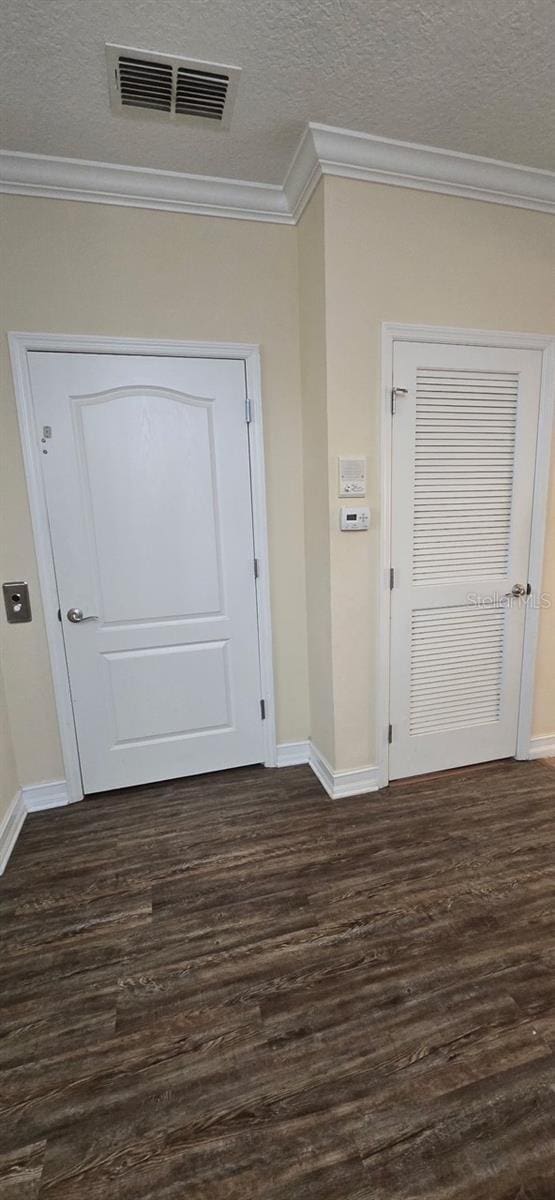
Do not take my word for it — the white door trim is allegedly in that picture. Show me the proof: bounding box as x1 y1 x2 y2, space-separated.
378 323 555 787
8 333 277 802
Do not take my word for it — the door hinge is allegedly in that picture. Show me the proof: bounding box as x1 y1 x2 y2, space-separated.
245 397 252 424
391 387 408 415
388 723 393 744
260 699 266 720
389 567 395 590
254 557 259 579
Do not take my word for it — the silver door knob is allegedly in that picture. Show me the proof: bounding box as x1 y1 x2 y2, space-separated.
505 583 527 598
66 608 97 623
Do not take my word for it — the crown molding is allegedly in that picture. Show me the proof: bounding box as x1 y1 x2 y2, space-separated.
1 126 554 223
308 123 555 215
283 125 322 221
0 149 293 223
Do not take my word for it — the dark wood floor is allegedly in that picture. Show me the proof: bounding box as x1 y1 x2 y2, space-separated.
0 758 554 1199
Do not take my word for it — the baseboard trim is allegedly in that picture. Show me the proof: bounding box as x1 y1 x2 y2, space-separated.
0 746 382 875
0 790 26 876
308 744 380 799
276 740 380 796
23 779 70 812
307 744 335 796
528 735 555 760
276 740 310 767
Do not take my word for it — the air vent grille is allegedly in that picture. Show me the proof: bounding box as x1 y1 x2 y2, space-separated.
176 67 229 120
107 45 240 127
119 57 172 112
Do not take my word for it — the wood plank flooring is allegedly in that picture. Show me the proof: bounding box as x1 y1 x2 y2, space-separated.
0 757 554 1198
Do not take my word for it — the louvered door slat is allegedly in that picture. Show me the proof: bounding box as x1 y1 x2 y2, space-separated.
409 606 504 734
413 367 517 584
389 341 542 780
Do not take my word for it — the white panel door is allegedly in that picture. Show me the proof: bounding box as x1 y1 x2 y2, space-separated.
30 353 265 793
389 341 542 781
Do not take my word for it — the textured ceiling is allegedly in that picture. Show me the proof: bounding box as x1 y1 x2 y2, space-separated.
1 0 554 182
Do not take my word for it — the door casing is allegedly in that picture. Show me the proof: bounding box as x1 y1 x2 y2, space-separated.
379 323 555 788
9 333 277 802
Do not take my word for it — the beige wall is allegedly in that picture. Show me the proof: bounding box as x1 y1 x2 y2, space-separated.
0 194 309 785
0 651 19 823
0 183 553 791
321 176 555 768
298 184 335 762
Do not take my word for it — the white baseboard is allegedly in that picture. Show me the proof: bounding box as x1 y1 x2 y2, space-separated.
528 734 555 759
0 743 381 876
308 743 380 799
276 739 380 797
276 740 310 767
23 779 70 812
0 779 71 872
0 790 26 876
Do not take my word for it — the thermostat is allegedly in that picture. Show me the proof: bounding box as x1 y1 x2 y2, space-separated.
339 456 366 497
340 506 370 531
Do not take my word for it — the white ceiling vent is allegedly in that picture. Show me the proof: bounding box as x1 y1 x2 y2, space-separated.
106 45 240 129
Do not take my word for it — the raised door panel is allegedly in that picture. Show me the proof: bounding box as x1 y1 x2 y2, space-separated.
73 388 222 623
104 641 231 744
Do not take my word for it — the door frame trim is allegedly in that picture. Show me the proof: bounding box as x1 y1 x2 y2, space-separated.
378 322 555 787
8 332 277 802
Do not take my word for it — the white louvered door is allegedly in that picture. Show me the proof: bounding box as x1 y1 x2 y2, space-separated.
389 341 542 780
